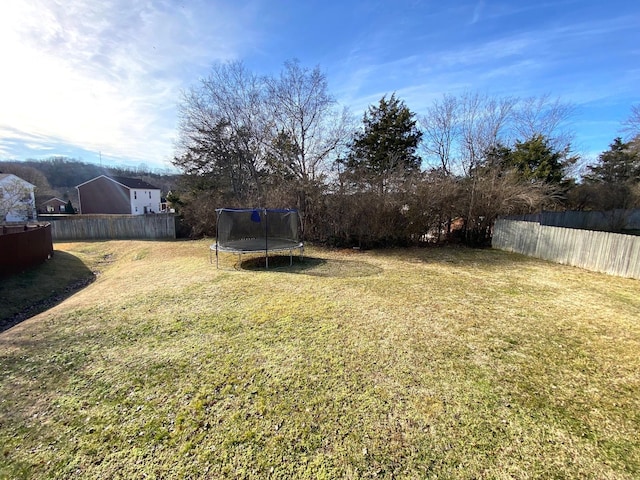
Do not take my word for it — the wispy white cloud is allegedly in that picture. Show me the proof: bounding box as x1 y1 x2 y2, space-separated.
0 0 263 166
25 144 55 151
1 0 637 167
339 10 639 106
329 2 638 159
470 0 484 24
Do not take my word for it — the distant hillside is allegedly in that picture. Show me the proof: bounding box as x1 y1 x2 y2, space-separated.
0 158 181 208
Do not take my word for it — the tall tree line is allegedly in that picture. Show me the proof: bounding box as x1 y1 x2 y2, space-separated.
173 60 640 244
173 60 350 238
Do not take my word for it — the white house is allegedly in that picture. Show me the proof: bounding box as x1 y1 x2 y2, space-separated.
76 175 162 215
0 173 37 223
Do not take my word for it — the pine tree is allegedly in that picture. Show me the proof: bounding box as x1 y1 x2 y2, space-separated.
344 94 422 193
64 200 76 214
504 134 576 184
585 137 640 184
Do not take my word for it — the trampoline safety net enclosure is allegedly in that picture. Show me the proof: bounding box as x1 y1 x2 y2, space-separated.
211 208 304 268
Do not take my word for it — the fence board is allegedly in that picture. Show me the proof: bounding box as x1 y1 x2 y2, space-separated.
503 209 640 232
50 215 176 241
0 223 53 276
492 218 640 279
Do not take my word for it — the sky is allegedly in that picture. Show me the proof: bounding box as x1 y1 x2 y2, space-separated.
0 0 638 172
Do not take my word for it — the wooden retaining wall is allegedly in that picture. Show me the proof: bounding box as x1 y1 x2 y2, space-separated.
50 214 176 241
492 219 640 279
0 223 53 276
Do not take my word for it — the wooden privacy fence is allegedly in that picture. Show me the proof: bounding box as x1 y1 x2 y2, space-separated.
503 209 640 232
0 223 53 276
492 219 640 279
50 214 176 241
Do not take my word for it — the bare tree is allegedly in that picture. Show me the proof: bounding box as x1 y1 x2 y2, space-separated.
420 94 459 175
461 166 560 244
458 92 516 175
264 60 352 236
265 60 351 184
420 93 573 175
622 104 640 140
512 94 575 151
174 61 268 203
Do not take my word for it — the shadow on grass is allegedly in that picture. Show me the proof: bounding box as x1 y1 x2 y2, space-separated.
377 245 543 269
0 251 95 333
240 255 383 278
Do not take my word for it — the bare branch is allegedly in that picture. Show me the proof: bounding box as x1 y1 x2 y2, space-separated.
512 94 575 150
621 104 640 140
420 94 459 175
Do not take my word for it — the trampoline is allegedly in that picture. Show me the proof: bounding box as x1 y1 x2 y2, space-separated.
211 208 304 268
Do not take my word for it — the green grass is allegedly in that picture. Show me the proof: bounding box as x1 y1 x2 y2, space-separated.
0 247 98 329
1 240 639 479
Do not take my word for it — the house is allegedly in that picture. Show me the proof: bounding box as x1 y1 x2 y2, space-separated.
39 197 67 214
76 175 162 215
0 173 37 223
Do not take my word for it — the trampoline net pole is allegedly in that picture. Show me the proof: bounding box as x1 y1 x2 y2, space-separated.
215 209 220 269
264 208 269 269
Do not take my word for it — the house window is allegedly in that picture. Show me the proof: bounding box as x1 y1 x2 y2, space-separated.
134 191 137 200
135 206 138 212
149 192 151 199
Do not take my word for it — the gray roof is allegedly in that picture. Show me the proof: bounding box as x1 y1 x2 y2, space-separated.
109 176 159 190
76 175 159 190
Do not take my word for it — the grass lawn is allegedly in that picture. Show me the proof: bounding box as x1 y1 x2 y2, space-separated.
1 240 639 479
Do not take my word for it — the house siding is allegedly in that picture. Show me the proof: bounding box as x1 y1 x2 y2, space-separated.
0 174 37 222
40 198 67 213
78 176 131 214
130 188 162 215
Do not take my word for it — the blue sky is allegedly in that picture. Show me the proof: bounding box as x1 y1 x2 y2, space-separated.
0 0 638 171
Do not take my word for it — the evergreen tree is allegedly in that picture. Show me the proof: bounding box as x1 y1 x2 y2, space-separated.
64 200 76 214
584 137 640 184
568 138 640 211
503 134 576 184
344 94 422 193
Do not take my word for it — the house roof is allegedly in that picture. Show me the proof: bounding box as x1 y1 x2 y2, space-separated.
0 173 36 188
109 176 160 189
76 175 160 190
40 197 67 206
